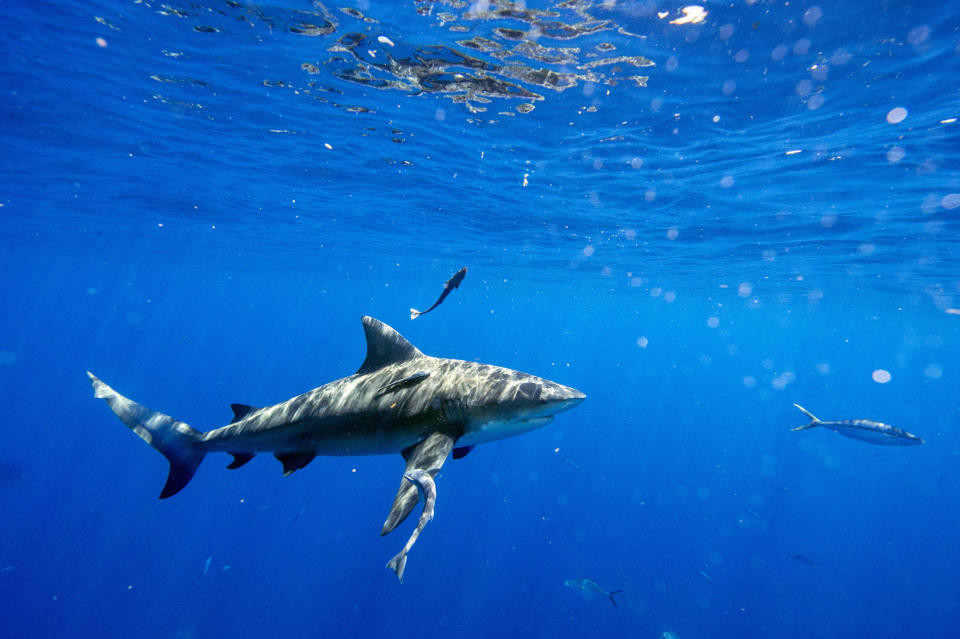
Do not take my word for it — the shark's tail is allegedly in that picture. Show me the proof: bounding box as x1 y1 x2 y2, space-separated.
409 308 422 320
608 590 623 608
87 372 205 499
386 551 408 583
791 403 821 431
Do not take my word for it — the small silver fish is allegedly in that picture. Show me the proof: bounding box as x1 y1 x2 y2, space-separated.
791 404 924 446
696 569 714 584
386 468 437 583
563 579 623 607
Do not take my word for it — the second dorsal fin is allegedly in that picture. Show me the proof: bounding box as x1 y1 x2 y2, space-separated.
230 404 259 423
356 316 425 375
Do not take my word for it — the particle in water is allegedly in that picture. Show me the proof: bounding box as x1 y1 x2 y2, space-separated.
886 107 908 124
871 369 892 384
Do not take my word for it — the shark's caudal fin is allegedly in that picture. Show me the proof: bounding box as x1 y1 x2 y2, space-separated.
791 403 821 431
409 308 422 320
608 590 624 608
87 372 205 498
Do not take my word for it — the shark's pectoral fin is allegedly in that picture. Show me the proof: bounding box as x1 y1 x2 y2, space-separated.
227 452 255 469
381 432 454 536
274 452 316 476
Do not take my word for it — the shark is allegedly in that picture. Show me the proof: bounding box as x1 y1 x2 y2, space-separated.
87 316 585 566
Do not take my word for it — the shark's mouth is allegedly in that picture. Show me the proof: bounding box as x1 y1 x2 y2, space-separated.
519 416 554 427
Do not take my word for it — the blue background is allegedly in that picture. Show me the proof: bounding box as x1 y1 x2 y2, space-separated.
1 1 958 637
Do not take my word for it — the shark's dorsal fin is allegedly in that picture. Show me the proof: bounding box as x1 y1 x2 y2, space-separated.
230 404 259 423
357 316 425 375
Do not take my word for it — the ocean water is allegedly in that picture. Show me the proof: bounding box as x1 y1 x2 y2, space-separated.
1 0 959 637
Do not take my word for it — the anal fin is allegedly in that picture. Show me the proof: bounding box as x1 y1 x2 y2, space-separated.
381 432 454 536
227 452 255 469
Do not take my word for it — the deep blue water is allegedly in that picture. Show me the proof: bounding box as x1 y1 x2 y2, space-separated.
2 1 959 637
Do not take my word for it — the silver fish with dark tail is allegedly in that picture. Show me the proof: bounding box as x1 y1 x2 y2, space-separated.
791 404 924 445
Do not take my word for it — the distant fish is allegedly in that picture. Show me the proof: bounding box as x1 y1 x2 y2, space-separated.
696 569 714 584
563 579 623 607
564 458 582 470
410 267 467 319
791 404 924 445
202 555 211 577
791 553 817 567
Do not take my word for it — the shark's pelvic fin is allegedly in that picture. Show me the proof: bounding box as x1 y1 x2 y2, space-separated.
87 372 205 499
452 445 475 459
381 432 454 536
357 316 425 375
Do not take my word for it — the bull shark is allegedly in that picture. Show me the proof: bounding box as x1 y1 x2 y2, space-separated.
87 316 584 571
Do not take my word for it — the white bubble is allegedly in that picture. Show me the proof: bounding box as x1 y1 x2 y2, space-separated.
707 316 720 328
743 376 757 388
719 24 734 40
636 336 649 348
665 56 679 72
886 146 905 162
720 175 734 188
886 107 908 124
771 44 788 61
666 227 679 240
644 189 656 202
650 287 662 298
721 79 736 95
793 38 811 55
808 94 825 110
815 362 831 374
738 282 752 297
872 369 892 383
762 249 776 262
582 245 595 257
664 291 676 303
942 193 960 209
803 6 823 27
907 25 930 45
630 157 644 169
923 364 943 379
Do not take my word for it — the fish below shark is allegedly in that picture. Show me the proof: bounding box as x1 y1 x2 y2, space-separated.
87 316 585 575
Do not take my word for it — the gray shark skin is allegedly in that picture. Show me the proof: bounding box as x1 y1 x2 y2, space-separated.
88 316 585 547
